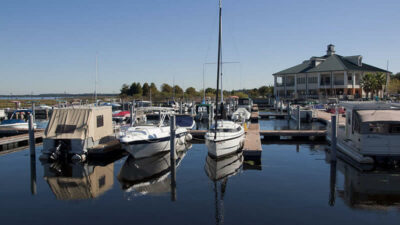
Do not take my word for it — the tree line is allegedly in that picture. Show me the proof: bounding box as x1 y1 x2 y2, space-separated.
360 72 400 98
119 82 274 101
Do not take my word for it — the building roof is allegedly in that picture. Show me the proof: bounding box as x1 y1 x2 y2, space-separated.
273 45 390 75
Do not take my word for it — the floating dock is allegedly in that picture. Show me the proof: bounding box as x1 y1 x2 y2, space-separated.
314 110 345 125
250 111 259 123
0 130 45 152
243 123 262 158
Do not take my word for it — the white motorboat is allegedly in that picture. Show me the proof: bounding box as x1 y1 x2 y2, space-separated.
238 98 253 112
231 108 251 121
205 120 245 158
0 109 37 130
327 102 400 164
118 112 191 158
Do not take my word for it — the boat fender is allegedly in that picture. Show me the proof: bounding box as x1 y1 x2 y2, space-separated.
185 133 193 141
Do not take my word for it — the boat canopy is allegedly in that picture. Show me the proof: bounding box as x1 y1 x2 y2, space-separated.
356 110 400 123
45 106 113 141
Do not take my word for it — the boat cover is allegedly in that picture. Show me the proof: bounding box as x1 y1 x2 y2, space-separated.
176 115 194 127
356 110 400 123
45 106 113 141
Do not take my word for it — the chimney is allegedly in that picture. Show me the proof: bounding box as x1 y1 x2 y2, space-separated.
327 44 335 55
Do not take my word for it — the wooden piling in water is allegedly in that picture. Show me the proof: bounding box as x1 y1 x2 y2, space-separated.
28 114 35 156
170 115 176 201
330 115 337 161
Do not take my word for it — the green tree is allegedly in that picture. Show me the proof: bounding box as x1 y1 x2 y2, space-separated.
360 73 375 99
174 85 183 98
129 82 142 96
391 72 400 80
161 83 173 93
258 85 273 97
150 83 158 95
142 83 150 97
120 83 130 96
185 87 197 97
205 88 216 94
388 79 400 95
374 72 387 96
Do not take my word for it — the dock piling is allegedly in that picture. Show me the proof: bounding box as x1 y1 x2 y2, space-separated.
331 115 337 161
287 103 290 120
130 101 135 126
28 113 35 156
297 105 301 130
170 115 177 201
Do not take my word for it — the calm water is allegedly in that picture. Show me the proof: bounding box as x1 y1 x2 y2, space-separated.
1 120 400 225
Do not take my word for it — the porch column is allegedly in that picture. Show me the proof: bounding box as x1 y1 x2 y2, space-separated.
306 73 309 99
284 75 287 98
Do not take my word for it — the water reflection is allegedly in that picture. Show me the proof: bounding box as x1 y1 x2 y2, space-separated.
337 159 400 210
43 161 114 200
118 149 188 200
205 151 244 225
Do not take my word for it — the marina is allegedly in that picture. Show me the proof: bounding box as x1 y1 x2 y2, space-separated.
1 0 400 224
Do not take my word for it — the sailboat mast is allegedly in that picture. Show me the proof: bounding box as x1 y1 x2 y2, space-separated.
214 0 222 139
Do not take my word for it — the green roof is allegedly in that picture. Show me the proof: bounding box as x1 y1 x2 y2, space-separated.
274 54 390 75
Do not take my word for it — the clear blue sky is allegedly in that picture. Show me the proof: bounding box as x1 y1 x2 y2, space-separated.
1 0 399 95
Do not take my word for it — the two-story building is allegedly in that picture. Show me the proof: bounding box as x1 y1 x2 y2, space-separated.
273 45 391 99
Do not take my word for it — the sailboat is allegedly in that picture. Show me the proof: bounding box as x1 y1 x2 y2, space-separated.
205 0 245 158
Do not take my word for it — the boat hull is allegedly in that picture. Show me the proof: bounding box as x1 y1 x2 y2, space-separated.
206 134 244 158
121 133 188 159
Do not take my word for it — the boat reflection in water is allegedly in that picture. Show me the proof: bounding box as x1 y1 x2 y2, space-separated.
331 157 400 210
117 144 190 200
43 161 114 200
204 151 244 225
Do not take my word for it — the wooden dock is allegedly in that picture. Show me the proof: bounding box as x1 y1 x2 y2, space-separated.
250 111 259 123
314 110 345 125
243 123 262 158
0 130 45 151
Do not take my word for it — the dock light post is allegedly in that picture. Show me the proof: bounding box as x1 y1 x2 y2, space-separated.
287 103 290 120
170 115 177 201
297 105 301 130
331 115 337 161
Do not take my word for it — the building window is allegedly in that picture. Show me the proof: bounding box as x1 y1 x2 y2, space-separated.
296 77 306 84
97 115 104 128
308 77 318 84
